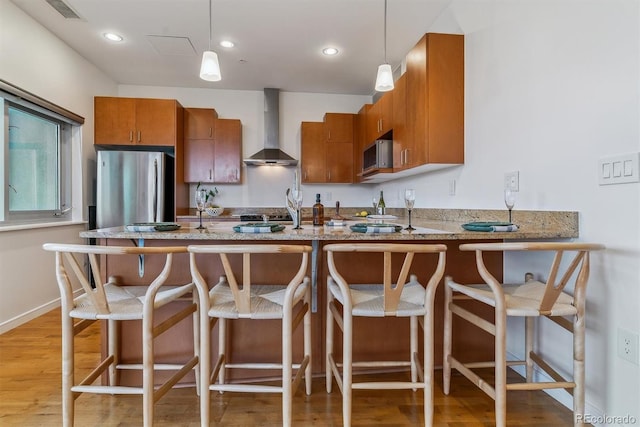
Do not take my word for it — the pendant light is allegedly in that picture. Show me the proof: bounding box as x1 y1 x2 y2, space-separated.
200 0 221 81
374 0 394 92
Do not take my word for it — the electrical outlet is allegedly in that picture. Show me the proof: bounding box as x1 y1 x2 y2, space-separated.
617 328 639 364
504 171 519 191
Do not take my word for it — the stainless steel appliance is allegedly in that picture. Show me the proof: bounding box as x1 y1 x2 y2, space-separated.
362 139 393 174
96 150 174 228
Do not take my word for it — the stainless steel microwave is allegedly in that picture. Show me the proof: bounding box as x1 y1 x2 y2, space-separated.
363 139 393 173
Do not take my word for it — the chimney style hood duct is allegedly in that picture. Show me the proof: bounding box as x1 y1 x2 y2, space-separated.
244 88 298 166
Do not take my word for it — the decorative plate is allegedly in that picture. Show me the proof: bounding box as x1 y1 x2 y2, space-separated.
461 222 517 232
232 223 286 233
349 223 402 233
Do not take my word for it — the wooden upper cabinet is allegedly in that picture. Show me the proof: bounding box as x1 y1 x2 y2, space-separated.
301 121 353 184
325 142 354 183
406 33 464 166
354 104 372 182
183 114 242 184
366 91 393 144
392 73 411 170
323 113 354 143
301 121 326 183
94 97 182 146
184 108 218 139
213 119 242 183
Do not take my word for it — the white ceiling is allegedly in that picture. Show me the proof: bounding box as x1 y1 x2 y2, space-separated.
10 0 471 95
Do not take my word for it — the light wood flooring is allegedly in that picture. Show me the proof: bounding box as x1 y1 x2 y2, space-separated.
0 309 579 426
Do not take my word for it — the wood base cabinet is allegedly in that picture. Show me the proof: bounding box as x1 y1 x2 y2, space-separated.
94 97 183 147
96 238 501 386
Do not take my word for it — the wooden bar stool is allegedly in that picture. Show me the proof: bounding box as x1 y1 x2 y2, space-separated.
42 243 199 427
324 243 447 426
188 244 312 427
443 242 605 427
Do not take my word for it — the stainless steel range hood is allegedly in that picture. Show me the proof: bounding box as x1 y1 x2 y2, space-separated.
244 88 298 166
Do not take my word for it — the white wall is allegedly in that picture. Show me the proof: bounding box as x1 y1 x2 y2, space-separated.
1 0 638 423
0 2 117 331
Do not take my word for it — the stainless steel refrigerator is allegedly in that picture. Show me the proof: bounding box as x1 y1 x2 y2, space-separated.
96 150 174 228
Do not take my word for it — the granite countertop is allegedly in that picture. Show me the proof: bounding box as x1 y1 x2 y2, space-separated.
81 209 579 241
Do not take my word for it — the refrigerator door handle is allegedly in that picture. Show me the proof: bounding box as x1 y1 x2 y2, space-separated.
153 159 159 222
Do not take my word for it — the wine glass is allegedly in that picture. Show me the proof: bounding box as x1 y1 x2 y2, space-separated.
292 188 303 229
504 188 516 223
404 189 416 230
372 195 379 214
195 189 207 229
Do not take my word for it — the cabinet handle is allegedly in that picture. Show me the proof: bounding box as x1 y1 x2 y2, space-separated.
137 131 141 142
209 127 212 138
380 119 383 132
328 171 331 182
129 131 133 142
328 130 331 140
209 169 212 181
405 149 410 166
304 171 307 180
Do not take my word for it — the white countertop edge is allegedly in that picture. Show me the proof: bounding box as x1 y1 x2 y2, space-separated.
0 220 87 233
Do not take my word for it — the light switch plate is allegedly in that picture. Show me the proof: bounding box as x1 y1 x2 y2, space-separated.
504 171 519 191
599 153 640 185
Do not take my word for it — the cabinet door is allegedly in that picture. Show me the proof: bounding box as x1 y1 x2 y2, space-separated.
323 113 354 143
301 122 326 183
135 99 177 146
184 108 218 139
326 142 353 183
94 97 136 145
213 119 242 183
354 104 371 182
406 33 464 166
184 139 215 183
392 74 410 170
366 92 393 144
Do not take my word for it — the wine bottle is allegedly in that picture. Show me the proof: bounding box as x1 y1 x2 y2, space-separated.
313 193 324 226
378 190 386 215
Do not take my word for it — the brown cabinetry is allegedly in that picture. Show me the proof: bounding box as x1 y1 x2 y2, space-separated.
354 104 371 182
366 91 393 144
406 33 464 167
392 73 411 170
94 97 182 146
183 108 241 183
301 120 354 184
183 107 218 139
323 113 354 143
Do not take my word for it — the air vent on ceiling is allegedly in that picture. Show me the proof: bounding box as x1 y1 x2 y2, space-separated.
45 0 82 19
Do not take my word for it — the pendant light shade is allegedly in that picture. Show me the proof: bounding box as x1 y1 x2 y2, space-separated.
200 0 221 82
200 50 221 81
374 0 394 92
375 64 394 92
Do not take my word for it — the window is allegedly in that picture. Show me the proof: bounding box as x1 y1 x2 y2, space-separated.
1 80 83 225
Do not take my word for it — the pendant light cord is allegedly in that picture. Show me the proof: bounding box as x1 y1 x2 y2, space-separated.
208 0 212 51
383 0 388 64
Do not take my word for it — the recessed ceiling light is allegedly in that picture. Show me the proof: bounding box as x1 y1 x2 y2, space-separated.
103 32 123 42
322 47 339 56
220 40 235 48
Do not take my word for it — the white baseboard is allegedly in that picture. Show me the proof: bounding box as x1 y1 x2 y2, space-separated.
0 298 62 334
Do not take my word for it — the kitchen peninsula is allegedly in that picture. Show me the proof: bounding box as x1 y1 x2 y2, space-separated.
80 209 578 385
